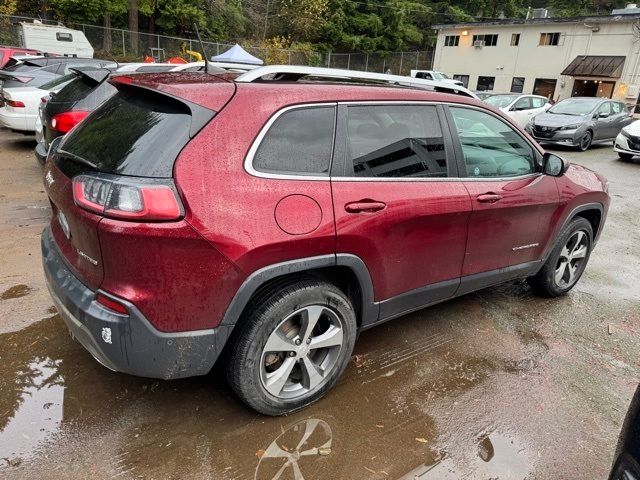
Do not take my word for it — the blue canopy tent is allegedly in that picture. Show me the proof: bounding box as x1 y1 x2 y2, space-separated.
212 44 264 65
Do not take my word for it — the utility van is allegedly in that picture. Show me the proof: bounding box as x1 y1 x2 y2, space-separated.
18 21 93 58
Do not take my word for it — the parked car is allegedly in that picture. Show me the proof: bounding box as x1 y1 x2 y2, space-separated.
614 120 640 161
609 385 640 480
41 66 609 415
484 93 551 128
0 46 40 68
0 68 98 133
525 97 633 151
16 21 93 57
0 57 116 90
35 63 206 163
410 69 464 86
474 91 494 100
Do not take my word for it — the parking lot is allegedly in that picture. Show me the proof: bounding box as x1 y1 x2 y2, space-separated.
0 126 639 479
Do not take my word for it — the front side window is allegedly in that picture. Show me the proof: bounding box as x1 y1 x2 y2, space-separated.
445 35 460 47
596 102 612 117
477 76 495 91
450 107 537 178
539 32 560 46
415 72 433 80
253 106 335 176
512 97 532 111
345 105 448 178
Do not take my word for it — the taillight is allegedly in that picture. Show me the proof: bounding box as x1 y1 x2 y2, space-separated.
50 111 89 134
72 174 183 221
96 292 129 315
6 99 25 108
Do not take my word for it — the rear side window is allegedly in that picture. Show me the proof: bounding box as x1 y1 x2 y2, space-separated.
53 77 95 102
345 105 448 178
59 88 199 178
252 106 335 176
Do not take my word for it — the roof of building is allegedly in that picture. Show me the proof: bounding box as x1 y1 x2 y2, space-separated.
433 12 640 30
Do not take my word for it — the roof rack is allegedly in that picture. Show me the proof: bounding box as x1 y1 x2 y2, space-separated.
234 65 478 99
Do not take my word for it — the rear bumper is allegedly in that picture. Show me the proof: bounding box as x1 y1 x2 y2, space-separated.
0 107 35 132
34 141 47 164
41 226 230 380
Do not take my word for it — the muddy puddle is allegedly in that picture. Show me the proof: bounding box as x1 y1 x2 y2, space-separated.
1 285 32 301
0 291 547 479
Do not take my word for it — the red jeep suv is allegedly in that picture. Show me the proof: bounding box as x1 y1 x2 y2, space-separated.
42 67 609 415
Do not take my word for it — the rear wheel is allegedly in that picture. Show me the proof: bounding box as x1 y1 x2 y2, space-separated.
527 217 593 297
578 131 593 151
226 279 357 416
618 152 634 162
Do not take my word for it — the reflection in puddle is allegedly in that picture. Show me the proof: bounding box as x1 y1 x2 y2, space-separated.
255 418 332 480
0 358 63 466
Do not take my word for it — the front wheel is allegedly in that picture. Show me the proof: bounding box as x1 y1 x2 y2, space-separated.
578 131 593 151
226 279 357 416
527 217 593 297
618 152 634 162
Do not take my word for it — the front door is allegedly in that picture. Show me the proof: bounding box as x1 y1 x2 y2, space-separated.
445 105 560 283
331 103 472 322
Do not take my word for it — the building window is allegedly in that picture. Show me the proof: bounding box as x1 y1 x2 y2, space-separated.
477 76 495 91
511 77 525 93
472 34 498 46
445 35 460 47
453 74 469 88
511 33 520 46
539 32 560 46
533 78 557 99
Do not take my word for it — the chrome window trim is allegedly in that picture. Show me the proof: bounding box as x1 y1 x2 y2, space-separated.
244 102 337 181
244 100 543 183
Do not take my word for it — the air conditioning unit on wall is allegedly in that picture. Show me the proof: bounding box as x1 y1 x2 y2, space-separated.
473 40 485 48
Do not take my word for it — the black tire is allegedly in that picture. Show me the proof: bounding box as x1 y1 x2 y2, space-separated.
226 279 357 416
527 217 593 297
618 152 634 162
578 131 593 152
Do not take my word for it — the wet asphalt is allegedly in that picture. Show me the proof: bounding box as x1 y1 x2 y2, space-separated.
0 128 639 480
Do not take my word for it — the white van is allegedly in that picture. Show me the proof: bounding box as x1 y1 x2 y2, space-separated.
18 21 94 58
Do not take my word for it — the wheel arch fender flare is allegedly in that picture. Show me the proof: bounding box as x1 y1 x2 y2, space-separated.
219 253 378 331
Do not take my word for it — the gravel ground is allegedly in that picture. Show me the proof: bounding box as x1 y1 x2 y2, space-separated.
0 127 638 480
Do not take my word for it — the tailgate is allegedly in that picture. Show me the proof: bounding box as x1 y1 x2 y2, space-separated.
44 158 104 290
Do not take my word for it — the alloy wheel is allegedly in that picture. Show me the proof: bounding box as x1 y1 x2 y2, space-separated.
260 305 345 399
554 230 589 289
580 132 592 151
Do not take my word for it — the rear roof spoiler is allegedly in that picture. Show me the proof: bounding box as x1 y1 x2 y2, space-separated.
68 67 111 86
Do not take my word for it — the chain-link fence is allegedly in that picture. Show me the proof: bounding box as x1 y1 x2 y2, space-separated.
1 14 434 73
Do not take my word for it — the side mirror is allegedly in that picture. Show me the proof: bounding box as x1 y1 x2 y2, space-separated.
543 152 568 177
597 112 609 119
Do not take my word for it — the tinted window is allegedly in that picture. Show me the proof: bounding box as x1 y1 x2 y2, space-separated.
253 106 335 176
415 72 432 79
450 107 536 178
346 105 447 178
53 77 95 103
56 32 73 42
59 88 198 178
40 73 76 90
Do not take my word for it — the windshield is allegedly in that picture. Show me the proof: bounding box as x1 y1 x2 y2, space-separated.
485 94 519 108
40 73 76 91
549 98 600 116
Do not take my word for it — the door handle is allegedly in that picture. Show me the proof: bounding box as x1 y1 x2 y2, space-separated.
345 200 386 213
477 193 502 203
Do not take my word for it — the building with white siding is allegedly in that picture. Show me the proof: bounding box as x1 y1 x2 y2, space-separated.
432 6 640 110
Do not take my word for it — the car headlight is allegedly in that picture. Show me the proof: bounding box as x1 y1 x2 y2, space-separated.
560 124 581 130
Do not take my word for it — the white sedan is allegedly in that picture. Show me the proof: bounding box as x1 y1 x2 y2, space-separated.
484 94 552 128
614 119 640 161
0 72 75 133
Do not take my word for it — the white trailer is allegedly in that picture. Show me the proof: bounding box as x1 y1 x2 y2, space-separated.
18 21 94 58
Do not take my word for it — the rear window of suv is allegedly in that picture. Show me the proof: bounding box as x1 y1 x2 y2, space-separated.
59 88 200 178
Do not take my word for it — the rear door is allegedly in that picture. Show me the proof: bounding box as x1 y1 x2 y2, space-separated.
445 105 559 284
331 102 471 322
